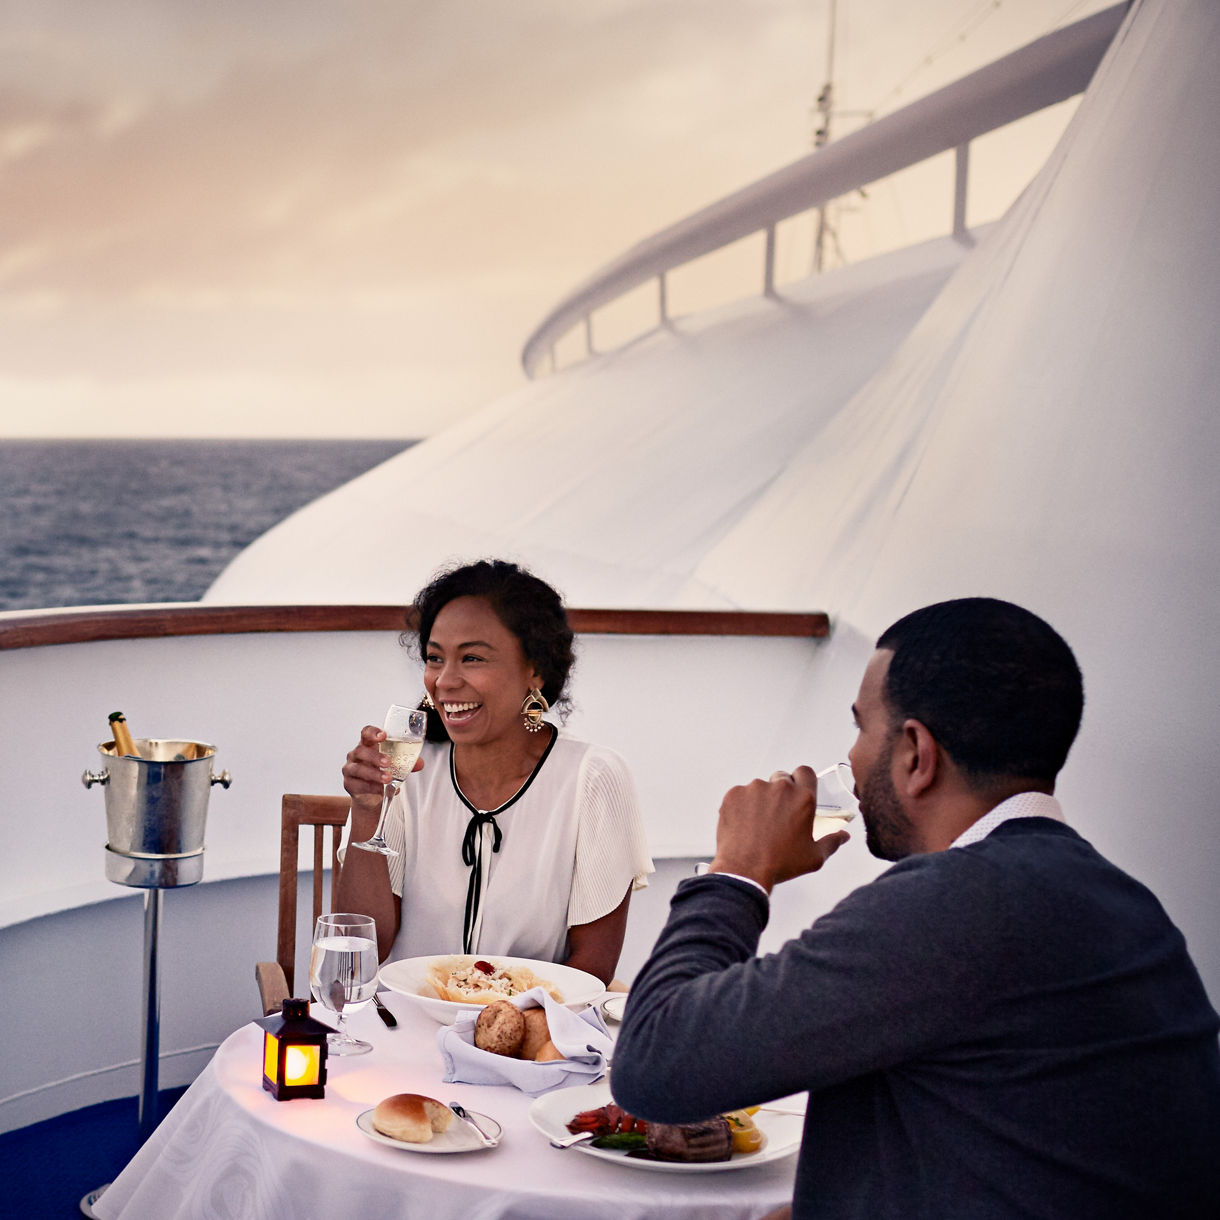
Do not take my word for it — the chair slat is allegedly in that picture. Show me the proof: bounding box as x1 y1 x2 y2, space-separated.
273 794 351 997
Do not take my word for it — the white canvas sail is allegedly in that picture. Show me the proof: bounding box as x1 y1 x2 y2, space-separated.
685 0 1220 988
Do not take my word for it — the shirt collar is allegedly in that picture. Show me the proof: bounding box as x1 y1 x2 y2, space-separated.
948 790 1065 849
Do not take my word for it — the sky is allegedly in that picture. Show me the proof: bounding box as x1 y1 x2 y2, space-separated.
0 0 1115 439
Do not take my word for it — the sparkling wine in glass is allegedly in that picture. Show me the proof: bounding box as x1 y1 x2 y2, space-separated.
814 763 860 839
309 913 378 1056
351 704 427 856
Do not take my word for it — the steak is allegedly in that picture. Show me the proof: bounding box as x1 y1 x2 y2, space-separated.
644 1116 733 1162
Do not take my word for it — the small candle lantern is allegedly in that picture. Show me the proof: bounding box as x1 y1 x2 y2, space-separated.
255 998 329 1100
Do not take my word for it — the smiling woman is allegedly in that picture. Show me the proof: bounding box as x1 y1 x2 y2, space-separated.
333 559 654 985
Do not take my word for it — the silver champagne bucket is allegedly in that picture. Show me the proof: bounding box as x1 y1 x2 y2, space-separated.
82 738 232 888
79 735 233 1163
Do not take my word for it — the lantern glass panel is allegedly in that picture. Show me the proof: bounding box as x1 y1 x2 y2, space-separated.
284 1044 321 1087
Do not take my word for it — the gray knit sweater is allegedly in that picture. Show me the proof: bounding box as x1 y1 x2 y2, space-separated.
612 819 1220 1218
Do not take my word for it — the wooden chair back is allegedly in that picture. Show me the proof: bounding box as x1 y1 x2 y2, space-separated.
255 794 350 1013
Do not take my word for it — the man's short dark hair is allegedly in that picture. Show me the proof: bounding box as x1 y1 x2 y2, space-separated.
876 598 1083 786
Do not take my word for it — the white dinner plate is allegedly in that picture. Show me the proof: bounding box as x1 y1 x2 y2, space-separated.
528 1081 804 1173
378 954 604 1025
356 1108 502 1154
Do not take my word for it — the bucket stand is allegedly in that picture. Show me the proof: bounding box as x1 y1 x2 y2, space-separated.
79 739 230 1218
138 888 163 1143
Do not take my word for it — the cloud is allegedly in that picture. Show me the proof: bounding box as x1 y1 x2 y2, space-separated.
0 1 819 300
0 0 1115 435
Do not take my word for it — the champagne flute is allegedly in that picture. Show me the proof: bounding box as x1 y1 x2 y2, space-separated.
814 762 859 839
350 704 427 856
309 913 378 1055
695 762 861 876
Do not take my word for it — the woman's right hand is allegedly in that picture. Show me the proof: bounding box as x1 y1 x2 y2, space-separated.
342 723 426 798
343 725 390 798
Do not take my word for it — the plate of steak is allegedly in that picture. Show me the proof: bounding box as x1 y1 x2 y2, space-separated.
530 1082 804 1173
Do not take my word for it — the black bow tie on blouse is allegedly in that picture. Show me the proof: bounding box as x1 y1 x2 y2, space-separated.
460 809 503 955
448 730 558 955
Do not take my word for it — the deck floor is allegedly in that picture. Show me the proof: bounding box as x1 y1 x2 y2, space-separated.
2 1087 188 1219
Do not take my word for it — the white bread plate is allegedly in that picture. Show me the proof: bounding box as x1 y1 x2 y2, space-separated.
379 954 604 1025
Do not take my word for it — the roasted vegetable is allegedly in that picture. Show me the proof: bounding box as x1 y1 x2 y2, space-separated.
565 1104 647 1137
590 1131 648 1150
722 1109 765 1154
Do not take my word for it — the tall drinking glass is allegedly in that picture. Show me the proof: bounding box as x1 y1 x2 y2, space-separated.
309 913 378 1055
350 704 427 856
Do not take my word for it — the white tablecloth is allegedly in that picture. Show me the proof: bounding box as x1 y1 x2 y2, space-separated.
95 993 798 1220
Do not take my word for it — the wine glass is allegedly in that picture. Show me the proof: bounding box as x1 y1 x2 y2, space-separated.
350 704 427 856
309 913 379 1055
814 762 859 839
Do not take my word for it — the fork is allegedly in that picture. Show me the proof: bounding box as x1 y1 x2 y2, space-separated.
550 1130 596 1149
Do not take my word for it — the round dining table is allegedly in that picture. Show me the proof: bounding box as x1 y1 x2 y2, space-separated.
94 990 800 1220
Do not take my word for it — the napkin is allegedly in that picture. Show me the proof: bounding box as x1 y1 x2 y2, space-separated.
437 987 613 1097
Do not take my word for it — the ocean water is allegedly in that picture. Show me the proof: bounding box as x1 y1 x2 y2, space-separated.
0 439 413 612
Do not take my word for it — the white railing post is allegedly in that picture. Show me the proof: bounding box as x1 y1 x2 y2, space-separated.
763 224 777 297
659 271 669 325
954 142 971 240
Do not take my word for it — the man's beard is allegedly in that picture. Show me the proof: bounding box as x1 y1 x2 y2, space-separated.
860 737 919 861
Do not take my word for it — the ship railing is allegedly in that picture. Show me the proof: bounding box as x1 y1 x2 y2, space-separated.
0 600 829 925
0 603 827 650
520 3 1126 378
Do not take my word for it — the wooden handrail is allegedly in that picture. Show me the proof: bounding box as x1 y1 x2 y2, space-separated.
0 603 828 651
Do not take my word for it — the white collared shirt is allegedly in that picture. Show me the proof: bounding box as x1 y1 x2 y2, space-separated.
949 790 1066 849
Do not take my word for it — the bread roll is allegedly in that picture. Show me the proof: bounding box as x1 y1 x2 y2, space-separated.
474 999 525 1056
533 1039 565 1062
518 1006 551 1061
371 1093 454 1143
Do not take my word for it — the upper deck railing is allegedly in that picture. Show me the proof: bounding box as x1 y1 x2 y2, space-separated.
520 3 1126 377
0 603 828 651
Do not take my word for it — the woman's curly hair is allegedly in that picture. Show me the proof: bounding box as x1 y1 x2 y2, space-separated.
406 559 575 742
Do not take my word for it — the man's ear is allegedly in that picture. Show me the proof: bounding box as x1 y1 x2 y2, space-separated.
895 719 938 798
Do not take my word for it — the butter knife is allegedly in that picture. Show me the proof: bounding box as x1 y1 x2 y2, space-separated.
372 992 397 1028
449 1102 499 1148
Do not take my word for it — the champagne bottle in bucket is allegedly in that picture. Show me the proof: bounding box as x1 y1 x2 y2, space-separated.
108 711 140 758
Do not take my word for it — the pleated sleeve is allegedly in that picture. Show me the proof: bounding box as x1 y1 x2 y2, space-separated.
567 744 654 927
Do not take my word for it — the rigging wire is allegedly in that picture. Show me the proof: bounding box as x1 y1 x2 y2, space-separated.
868 0 1004 118
867 0 1109 120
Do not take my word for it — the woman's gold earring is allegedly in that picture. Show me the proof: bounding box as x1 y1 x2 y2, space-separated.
520 688 549 732
421 692 435 710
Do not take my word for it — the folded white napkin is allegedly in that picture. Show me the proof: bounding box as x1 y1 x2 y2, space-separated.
437 987 613 1097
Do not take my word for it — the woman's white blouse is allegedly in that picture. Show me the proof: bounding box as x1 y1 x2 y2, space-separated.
342 732 653 963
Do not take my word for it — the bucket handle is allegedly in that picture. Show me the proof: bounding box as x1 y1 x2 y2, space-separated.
81 767 230 789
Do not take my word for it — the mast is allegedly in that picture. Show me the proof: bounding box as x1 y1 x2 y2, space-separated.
812 0 837 273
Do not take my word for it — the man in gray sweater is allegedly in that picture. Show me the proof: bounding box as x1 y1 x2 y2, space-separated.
612 598 1220 1219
